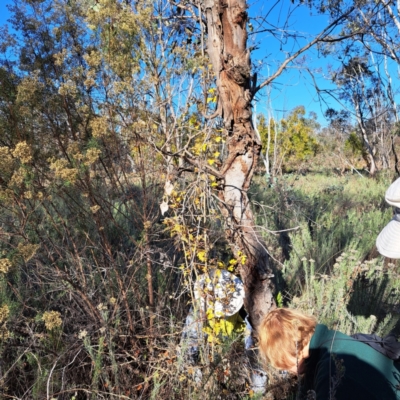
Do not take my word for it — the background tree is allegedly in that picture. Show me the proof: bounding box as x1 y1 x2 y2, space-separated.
330 55 397 174
316 0 400 175
259 106 320 175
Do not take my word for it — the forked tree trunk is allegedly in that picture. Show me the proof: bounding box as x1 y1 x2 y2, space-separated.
202 0 275 330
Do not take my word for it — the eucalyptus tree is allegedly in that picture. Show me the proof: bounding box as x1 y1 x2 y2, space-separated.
323 47 398 174
317 0 400 174
258 106 320 176
177 0 364 331
332 57 382 174
80 0 383 336
78 0 372 342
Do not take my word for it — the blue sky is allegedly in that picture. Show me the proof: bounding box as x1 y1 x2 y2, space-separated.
0 1 394 127
0 2 10 26
248 1 341 125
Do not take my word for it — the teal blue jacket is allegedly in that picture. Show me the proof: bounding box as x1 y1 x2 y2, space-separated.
301 324 400 399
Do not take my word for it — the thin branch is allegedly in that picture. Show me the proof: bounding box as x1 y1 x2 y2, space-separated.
255 6 357 93
184 150 223 178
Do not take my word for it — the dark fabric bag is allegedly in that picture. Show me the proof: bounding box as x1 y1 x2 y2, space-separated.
351 333 400 361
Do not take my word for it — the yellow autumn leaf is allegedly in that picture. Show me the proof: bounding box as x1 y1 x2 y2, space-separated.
181 236 188 244
214 321 221 335
221 319 235 336
197 250 206 262
206 308 214 319
207 159 215 165
189 115 197 126
193 143 202 155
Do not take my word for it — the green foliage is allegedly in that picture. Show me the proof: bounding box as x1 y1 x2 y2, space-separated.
0 0 194 397
276 292 283 308
246 172 400 399
252 173 400 337
259 106 320 173
0 0 232 397
290 253 400 336
344 131 365 158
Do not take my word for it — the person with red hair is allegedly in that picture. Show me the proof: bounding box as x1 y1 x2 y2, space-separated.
258 308 400 399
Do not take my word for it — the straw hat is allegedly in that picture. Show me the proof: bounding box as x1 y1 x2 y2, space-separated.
376 178 400 258
194 269 245 317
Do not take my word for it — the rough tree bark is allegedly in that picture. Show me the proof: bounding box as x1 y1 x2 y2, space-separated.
201 0 275 330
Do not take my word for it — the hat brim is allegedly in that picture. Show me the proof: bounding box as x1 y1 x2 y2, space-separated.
376 218 400 258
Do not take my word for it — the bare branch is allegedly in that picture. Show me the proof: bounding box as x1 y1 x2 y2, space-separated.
183 150 224 179
256 6 357 93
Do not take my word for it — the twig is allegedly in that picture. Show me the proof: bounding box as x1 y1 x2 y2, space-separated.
256 6 358 93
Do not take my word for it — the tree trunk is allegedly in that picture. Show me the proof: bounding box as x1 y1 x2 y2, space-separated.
202 0 275 330
354 101 378 176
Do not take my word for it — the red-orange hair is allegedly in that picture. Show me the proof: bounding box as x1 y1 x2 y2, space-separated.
257 308 317 370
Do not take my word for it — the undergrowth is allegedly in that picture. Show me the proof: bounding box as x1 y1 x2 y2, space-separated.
1 170 399 399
